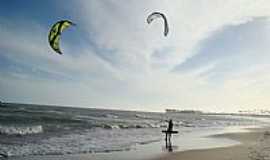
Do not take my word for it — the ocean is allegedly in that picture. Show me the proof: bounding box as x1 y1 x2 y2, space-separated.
0 103 264 158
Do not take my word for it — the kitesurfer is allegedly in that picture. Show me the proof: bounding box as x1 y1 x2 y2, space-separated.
166 119 173 142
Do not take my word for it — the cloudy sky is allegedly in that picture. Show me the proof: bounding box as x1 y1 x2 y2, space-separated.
1 0 270 112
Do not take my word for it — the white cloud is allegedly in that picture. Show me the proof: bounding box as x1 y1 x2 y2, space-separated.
2 1 270 112
71 0 270 71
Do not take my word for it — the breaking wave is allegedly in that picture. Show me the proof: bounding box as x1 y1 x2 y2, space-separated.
0 125 43 136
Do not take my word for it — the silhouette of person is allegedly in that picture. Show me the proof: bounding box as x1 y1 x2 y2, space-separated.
166 119 173 143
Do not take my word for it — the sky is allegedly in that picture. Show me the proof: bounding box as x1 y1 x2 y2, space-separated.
1 0 270 112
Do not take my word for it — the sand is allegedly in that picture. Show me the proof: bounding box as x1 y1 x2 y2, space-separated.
152 127 270 160
5 127 270 160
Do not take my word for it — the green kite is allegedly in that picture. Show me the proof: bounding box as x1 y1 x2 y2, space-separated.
48 20 75 55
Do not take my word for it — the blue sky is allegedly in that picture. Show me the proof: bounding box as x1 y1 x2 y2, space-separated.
1 0 270 112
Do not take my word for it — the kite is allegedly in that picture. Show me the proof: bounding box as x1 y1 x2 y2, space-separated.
147 12 169 37
48 20 75 55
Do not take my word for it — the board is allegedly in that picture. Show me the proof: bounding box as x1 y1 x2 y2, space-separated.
162 130 178 134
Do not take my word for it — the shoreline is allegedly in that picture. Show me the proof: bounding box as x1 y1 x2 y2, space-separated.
5 125 268 160
152 127 269 160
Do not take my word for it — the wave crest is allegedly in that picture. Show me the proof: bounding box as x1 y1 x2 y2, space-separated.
0 125 43 136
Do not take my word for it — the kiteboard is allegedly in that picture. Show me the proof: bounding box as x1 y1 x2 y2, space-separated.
162 130 178 134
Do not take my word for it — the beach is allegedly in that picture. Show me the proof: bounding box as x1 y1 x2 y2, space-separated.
3 1 270 160
5 126 270 160
153 127 270 160
1 103 270 160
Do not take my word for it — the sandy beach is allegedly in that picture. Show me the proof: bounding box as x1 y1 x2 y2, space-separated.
153 127 270 160
5 126 269 160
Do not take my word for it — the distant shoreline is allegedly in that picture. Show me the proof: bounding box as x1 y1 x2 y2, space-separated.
2 102 270 118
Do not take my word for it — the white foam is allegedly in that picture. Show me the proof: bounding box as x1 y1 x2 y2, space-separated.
0 125 43 136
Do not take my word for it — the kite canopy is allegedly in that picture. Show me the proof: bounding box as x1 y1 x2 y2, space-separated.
147 12 169 36
48 20 75 55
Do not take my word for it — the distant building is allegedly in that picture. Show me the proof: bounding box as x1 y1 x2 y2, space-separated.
238 109 270 115
165 109 202 114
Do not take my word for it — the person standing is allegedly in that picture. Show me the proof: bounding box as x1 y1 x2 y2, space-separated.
166 119 173 142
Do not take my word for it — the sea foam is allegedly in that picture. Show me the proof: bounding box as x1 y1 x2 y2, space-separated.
0 125 43 136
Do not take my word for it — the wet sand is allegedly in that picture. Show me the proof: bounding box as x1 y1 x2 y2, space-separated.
152 127 269 160
5 127 270 160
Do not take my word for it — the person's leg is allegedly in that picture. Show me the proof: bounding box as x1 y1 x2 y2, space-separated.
168 140 172 152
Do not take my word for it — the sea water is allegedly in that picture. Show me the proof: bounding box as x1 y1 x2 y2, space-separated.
0 103 265 157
